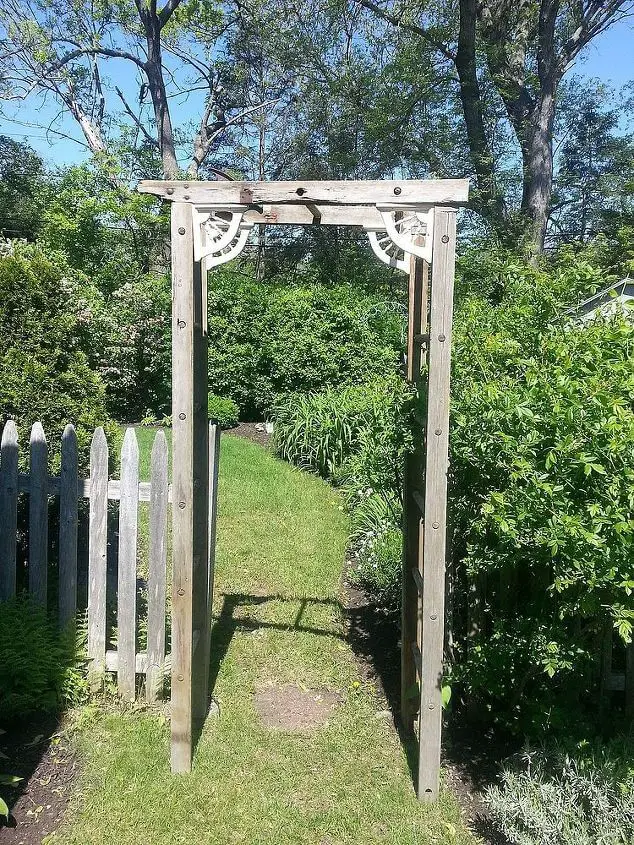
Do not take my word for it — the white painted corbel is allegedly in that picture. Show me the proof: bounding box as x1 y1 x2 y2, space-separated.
378 206 434 264
366 229 410 273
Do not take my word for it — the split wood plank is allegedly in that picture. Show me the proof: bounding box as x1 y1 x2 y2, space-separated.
28 422 48 606
117 427 139 700
207 423 221 624
88 427 109 675
59 424 79 628
0 421 18 601
191 250 211 723
138 179 470 207
170 202 196 773
418 208 457 803
401 253 426 733
147 429 168 703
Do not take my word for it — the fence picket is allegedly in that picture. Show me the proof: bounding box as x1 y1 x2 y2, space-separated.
147 430 168 702
88 427 109 675
28 423 48 606
118 428 139 700
59 424 79 627
0 421 19 601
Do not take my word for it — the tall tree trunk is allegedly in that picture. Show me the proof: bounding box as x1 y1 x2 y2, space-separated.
455 0 505 227
142 14 178 180
520 91 556 252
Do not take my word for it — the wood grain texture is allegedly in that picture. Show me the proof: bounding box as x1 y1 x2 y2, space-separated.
18 474 170 503
191 252 210 722
418 208 456 802
170 202 196 773
138 179 469 206
117 428 139 701
88 427 108 675
401 254 426 733
147 430 168 703
0 421 18 601
58 424 78 628
28 422 49 606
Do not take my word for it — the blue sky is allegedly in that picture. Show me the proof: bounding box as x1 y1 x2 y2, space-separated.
1 16 632 169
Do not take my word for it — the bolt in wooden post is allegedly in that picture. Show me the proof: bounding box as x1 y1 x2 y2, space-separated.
171 202 210 772
417 208 456 802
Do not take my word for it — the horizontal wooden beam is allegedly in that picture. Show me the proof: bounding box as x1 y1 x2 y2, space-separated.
243 205 385 228
18 473 172 503
138 179 469 207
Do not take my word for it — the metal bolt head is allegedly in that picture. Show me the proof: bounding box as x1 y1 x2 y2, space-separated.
179 412 186 420
178 226 186 235
438 334 446 342
177 319 186 328
394 186 402 195
432 521 440 529
184 195 190 200
166 187 174 195
177 674 184 682
428 704 435 710
178 588 185 596
430 614 437 621
434 428 442 436
442 234 449 243
178 501 186 509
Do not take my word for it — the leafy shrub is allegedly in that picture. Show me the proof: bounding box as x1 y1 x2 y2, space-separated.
449 258 634 733
0 240 117 470
207 269 403 418
0 596 88 725
207 393 239 428
486 741 634 845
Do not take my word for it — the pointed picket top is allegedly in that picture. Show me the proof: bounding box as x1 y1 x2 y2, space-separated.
1 419 18 450
91 426 108 464
0 420 19 601
121 426 139 463
151 428 168 466
29 422 49 606
59 424 79 628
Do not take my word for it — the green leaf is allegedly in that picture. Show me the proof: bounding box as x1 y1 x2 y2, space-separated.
441 685 452 709
0 796 8 819
0 775 22 787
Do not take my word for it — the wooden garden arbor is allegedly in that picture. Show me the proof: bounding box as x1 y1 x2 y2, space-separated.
138 178 469 801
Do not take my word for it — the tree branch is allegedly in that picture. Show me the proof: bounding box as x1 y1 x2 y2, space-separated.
115 86 159 147
356 0 455 60
158 0 183 27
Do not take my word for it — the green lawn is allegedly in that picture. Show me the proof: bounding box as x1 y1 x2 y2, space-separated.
49 433 474 845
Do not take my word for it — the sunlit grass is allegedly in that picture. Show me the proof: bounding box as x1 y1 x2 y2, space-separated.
50 434 474 845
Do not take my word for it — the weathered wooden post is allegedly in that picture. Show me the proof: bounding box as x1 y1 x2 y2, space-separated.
170 202 210 773
417 207 457 800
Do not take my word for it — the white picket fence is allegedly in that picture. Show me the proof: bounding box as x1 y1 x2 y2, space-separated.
0 421 219 703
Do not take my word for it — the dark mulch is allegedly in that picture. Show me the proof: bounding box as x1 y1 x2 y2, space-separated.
225 422 272 449
0 716 77 845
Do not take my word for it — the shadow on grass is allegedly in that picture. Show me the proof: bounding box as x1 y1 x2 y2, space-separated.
191 590 422 792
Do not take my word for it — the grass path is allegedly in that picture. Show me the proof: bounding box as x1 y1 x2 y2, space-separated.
50 434 474 845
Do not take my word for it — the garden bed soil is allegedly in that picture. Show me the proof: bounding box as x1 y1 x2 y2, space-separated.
225 422 271 448
254 683 341 731
0 716 76 845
